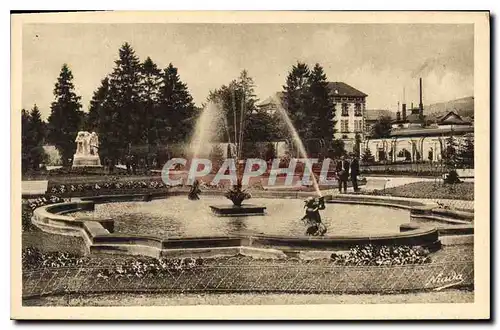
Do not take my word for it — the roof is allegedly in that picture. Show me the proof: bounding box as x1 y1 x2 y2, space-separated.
406 113 425 124
257 92 284 107
327 82 368 97
365 109 394 121
389 125 474 138
436 111 472 126
257 81 367 107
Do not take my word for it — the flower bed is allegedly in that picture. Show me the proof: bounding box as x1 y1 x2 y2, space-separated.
22 196 66 231
47 179 170 196
367 182 474 201
330 245 431 266
22 247 88 271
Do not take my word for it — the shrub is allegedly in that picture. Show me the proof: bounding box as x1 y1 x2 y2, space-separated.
443 170 462 184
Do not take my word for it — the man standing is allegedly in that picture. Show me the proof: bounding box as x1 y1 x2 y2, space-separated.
336 155 350 193
350 153 360 192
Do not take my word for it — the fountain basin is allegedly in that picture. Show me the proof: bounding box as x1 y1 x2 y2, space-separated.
210 204 266 216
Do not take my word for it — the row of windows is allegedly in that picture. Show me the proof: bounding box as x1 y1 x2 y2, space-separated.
335 103 363 117
333 97 365 102
340 119 364 133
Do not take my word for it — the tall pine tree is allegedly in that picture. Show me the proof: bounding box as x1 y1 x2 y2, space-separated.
47 64 83 166
22 105 47 172
308 63 335 142
102 43 143 159
140 57 162 146
282 62 311 138
85 77 110 131
157 63 197 143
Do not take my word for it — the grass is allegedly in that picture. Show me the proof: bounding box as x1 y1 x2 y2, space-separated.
372 181 474 201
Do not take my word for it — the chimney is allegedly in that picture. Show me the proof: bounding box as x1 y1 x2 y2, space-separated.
411 102 414 110
402 103 407 121
419 77 424 118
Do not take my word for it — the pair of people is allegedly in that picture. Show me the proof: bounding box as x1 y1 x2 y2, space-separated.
335 154 360 193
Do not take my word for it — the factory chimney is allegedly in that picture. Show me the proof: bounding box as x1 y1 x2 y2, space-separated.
402 87 407 121
419 77 424 119
396 101 401 121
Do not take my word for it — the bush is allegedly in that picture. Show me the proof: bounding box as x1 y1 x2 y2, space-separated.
330 245 431 266
443 170 462 184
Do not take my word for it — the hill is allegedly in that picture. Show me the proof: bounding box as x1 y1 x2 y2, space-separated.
425 96 474 119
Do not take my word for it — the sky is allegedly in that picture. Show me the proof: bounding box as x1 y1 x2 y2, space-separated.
22 23 474 120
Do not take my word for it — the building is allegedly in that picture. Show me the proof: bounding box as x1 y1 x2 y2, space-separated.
258 82 368 148
364 78 474 163
365 109 394 133
328 82 367 141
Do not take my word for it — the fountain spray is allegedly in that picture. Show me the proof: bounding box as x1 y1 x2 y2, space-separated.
273 96 322 197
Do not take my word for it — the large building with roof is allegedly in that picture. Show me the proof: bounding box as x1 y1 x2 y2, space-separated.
257 82 368 148
364 78 474 163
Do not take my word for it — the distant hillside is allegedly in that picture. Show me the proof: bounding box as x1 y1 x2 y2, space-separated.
425 96 474 119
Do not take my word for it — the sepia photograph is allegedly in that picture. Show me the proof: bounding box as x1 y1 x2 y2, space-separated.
10 11 490 320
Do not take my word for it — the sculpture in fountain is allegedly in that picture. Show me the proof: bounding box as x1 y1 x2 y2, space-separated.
72 131 102 167
301 196 327 236
188 179 201 200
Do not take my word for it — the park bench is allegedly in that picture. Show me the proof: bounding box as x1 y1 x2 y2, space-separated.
362 178 389 192
22 180 48 197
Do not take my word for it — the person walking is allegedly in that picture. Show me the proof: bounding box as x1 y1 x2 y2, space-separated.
336 155 350 193
350 153 360 192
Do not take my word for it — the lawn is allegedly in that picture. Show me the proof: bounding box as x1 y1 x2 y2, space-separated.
374 181 474 201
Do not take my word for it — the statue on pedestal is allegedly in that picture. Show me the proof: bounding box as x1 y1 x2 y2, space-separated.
72 131 102 167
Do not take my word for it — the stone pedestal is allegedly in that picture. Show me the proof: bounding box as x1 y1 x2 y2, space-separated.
210 204 266 216
72 154 102 167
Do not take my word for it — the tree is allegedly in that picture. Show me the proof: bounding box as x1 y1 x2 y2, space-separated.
353 133 362 157
361 148 375 164
308 63 335 142
207 70 260 151
97 43 143 162
329 139 346 159
157 63 197 143
370 115 393 138
443 135 459 168
264 142 277 161
140 57 162 145
47 64 84 166
209 144 225 173
21 105 47 172
458 135 474 168
282 62 311 138
85 77 110 131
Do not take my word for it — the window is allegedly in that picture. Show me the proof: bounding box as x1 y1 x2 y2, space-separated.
341 103 349 116
354 103 362 116
354 120 363 132
342 134 348 139
341 119 349 133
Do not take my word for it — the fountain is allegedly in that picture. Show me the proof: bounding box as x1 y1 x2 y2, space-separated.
188 87 267 216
